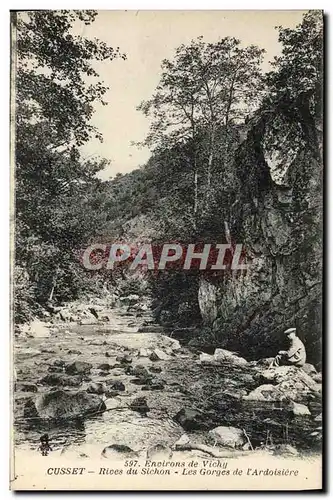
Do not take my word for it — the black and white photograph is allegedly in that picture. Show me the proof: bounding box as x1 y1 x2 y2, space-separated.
10 9 323 490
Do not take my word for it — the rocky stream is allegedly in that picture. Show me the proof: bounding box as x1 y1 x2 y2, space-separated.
13 297 322 462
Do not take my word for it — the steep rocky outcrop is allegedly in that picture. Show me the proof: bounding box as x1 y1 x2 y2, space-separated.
198 95 322 366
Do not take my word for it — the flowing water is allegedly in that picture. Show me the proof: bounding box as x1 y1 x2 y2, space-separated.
13 305 322 458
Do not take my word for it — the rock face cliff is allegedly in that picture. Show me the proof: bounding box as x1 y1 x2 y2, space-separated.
198 95 322 366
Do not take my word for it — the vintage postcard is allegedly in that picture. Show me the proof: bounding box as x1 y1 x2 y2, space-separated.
10 10 323 491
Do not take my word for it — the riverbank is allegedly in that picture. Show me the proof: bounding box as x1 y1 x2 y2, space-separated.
13 298 322 464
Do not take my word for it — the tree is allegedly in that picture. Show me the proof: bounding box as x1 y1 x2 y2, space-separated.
15 10 125 146
13 10 125 315
264 10 323 160
138 37 265 227
266 11 322 104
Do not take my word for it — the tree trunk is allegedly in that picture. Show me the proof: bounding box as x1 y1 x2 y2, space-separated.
193 168 198 229
48 283 55 302
48 266 59 302
207 126 215 189
224 220 231 244
191 122 198 231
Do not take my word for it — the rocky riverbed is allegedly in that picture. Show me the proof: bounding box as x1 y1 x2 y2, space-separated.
13 299 322 461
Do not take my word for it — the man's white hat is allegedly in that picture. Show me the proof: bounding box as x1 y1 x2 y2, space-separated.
284 327 296 334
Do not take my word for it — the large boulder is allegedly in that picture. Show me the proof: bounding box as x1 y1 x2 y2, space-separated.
289 402 311 416
199 353 215 364
149 366 162 374
248 365 321 402
174 408 207 431
97 416 180 455
58 308 75 322
28 319 50 338
214 349 248 366
23 399 39 418
24 390 106 419
277 379 321 402
138 348 152 357
126 365 150 378
52 359 66 367
65 361 92 375
244 384 286 402
208 426 246 449
142 381 164 391
198 349 248 367
86 382 106 395
106 380 125 392
102 444 138 459
255 366 321 401
97 363 112 372
150 349 170 361
257 366 317 387
48 365 64 373
39 373 83 387
129 396 149 415
116 355 132 364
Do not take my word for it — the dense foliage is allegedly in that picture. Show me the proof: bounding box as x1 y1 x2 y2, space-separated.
13 10 125 321
101 11 323 331
14 9 323 352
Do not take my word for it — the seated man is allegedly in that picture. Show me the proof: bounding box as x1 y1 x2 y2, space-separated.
270 327 306 368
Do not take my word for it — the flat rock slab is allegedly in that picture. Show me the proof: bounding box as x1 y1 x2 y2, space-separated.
85 413 182 452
